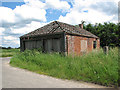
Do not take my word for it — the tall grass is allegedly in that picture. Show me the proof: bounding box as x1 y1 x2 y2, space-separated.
10 48 118 87
0 49 20 57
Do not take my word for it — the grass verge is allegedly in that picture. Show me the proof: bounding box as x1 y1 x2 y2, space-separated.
10 48 118 87
0 49 20 57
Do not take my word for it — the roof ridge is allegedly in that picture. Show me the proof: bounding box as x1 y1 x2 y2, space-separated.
55 21 77 33
55 21 65 32
20 21 99 38
56 21 76 27
48 21 61 33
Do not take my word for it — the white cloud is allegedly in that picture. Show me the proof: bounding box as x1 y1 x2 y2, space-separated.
2 40 20 47
0 7 16 23
1 36 20 48
0 27 4 46
0 27 5 35
59 8 115 24
58 0 118 24
3 36 20 46
11 21 47 34
0 0 71 26
14 5 46 22
0 0 47 26
3 36 18 41
23 0 70 11
13 40 20 45
0 0 70 28
24 0 46 8
45 0 70 11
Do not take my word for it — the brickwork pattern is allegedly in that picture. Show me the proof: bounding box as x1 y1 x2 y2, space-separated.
66 35 100 56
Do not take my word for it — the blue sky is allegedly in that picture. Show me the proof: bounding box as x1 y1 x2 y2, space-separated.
0 0 119 48
2 2 25 9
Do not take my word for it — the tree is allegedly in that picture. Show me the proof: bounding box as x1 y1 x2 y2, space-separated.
84 22 119 47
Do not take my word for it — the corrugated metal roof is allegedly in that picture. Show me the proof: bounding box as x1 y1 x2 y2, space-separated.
20 21 99 38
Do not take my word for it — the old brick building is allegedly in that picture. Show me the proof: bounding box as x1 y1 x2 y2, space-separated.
20 21 100 55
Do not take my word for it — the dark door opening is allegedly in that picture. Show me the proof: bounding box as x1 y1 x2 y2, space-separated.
43 38 61 53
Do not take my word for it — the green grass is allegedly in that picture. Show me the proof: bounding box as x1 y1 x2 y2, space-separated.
10 48 119 87
0 49 20 57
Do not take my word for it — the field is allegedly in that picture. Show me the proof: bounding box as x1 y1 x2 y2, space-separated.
0 49 20 57
10 48 119 87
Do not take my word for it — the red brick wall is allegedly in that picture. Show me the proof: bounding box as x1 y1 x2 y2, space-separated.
97 39 100 49
65 35 74 55
65 35 100 56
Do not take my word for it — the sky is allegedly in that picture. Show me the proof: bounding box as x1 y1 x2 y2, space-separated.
0 0 119 48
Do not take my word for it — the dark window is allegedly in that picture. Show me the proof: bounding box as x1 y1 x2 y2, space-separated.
93 41 97 49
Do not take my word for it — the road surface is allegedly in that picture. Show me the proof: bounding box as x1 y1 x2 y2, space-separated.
1 57 108 88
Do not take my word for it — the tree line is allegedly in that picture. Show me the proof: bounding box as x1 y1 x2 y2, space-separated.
83 22 119 47
0 46 20 49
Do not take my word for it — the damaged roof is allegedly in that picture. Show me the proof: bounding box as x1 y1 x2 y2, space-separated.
20 21 98 38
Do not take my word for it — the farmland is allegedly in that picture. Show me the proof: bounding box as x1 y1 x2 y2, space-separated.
0 49 20 57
